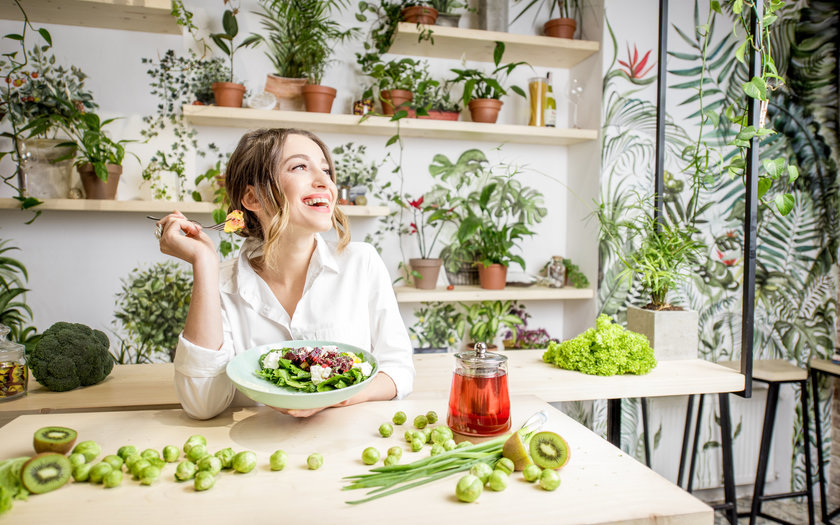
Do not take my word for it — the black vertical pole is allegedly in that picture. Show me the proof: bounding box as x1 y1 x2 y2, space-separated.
738 2 761 399
654 0 668 223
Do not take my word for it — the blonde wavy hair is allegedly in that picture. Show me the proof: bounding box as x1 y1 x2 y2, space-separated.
225 128 350 269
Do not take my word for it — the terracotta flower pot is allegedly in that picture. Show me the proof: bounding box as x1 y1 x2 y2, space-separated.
401 5 438 24
417 110 460 121
544 17 577 39
302 84 337 113
468 98 503 123
410 258 443 289
77 163 122 200
380 89 414 116
264 74 307 111
211 82 246 108
477 263 507 290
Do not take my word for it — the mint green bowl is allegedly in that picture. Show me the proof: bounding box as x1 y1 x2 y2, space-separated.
225 340 379 410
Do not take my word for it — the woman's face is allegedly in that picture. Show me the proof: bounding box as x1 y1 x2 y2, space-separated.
276 133 337 234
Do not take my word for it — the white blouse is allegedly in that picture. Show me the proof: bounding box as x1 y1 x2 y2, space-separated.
173 234 415 419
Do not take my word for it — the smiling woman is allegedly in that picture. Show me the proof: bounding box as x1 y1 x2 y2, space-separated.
155 128 415 420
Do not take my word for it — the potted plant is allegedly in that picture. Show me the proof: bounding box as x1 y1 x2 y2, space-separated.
414 77 461 121
502 303 557 349
331 142 382 205
1 44 96 199
598 194 704 360
362 57 428 116
401 1 438 24
401 193 452 289
251 0 355 113
450 43 527 123
209 2 259 108
409 301 463 353
428 0 470 27
512 0 580 39
459 300 523 350
426 149 547 288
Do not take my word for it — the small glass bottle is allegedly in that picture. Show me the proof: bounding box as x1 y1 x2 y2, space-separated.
528 76 547 126
0 324 27 401
544 72 557 127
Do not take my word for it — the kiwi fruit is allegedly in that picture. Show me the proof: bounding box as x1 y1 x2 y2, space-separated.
502 432 534 471
20 453 73 494
528 431 570 470
32 426 78 454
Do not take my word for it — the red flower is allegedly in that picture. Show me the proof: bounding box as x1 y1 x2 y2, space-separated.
409 196 424 209
618 44 655 79
409 222 418 234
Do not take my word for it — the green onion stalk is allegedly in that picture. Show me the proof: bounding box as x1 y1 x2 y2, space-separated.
343 412 546 504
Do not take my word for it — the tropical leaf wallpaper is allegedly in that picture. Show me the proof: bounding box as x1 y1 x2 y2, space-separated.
599 0 838 491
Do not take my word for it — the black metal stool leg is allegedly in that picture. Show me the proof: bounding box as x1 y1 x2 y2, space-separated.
719 393 738 525
688 393 705 493
641 397 651 467
800 379 816 525
811 368 829 524
607 398 622 448
750 382 781 525
678 394 696 488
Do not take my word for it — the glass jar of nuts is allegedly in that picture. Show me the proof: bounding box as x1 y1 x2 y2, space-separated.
0 324 27 401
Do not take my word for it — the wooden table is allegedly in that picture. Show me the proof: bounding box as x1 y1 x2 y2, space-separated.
0 396 712 524
808 358 840 524
0 364 180 427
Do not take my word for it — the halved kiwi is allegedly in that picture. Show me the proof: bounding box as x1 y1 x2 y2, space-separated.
528 431 570 470
502 432 534 471
20 453 73 494
33 426 78 454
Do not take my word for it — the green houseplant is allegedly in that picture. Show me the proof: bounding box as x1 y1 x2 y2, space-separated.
414 77 461 120
450 43 527 123
208 1 259 107
0 239 40 352
459 300 523 350
409 301 463 352
113 262 193 363
251 0 355 112
360 57 429 116
513 0 581 38
331 142 382 204
428 0 470 26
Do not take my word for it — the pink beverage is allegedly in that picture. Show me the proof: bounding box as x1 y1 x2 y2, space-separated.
447 369 511 436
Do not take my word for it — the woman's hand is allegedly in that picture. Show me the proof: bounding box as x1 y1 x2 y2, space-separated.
156 211 218 266
270 372 397 418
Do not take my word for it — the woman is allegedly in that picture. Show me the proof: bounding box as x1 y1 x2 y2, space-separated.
156 128 414 419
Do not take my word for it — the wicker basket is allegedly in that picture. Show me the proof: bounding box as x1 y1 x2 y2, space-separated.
444 262 479 286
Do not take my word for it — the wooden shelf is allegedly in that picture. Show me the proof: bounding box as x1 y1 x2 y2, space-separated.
389 22 599 68
0 198 388 216
0 0 180 34
183 105 597 146
394 284 594 303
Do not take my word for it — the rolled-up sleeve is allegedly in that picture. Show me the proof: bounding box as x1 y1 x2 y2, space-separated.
367 247 415 399
173 313 237 420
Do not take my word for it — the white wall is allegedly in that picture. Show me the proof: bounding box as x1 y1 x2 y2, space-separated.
0 1 601 347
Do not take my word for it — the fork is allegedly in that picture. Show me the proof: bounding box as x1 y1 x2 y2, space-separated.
146 215 227 232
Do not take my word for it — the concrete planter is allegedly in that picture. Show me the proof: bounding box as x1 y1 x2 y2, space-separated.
626 305 698 361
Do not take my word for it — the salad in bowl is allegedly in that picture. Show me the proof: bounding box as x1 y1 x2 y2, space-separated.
226 340 378 409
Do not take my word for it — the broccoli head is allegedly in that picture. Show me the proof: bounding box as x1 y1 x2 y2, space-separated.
29 322 114 392
542 314 656 376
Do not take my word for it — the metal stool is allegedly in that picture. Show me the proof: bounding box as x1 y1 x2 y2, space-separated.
722 359 816 525
677 393 739 525
808 357 840 524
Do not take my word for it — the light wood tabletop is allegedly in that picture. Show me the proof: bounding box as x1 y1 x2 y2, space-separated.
411 350 746 401
0 396 712 525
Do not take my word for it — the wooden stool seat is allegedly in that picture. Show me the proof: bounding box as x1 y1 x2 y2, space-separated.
809 357 840 376
719 359 807 382
807 357 840 524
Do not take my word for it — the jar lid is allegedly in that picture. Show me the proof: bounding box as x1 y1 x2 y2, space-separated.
454 342 507 375
0 324 24 360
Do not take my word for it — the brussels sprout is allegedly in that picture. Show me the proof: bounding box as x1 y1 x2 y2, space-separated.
431 426 453 444
443 439 457 451
455 474 483 503
488 470 508 491
117 445 138 460
539 469 561 491
103 469 123 488
307 453 323 470
430 444 445 456
469 462 493 484
175 460 198 481
378 423 393 438
426 411 439 424
186 444 208 463
162 445 180 463
130 459 151 479
270 450 288 471
523 464 542 483
392 411 407 425
72 441 102 462
72 463 92 482
141 448 161 461
140 465 161 485
68 453 86 468
102 454 123 470
456 441 473 449
183 435 206 454
89 462 113 484
387 446 403 459
361 447 380 465
410 438 424 452
384 454 399 466
494 457 514 475
194 470 215 491
197 455 223 476
413 415 428 429
232 451 257 473
215 447 235 469
123 454 143 471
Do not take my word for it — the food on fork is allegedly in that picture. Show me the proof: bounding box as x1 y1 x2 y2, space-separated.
224 210 245 233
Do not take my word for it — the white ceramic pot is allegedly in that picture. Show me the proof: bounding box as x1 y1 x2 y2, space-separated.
626 305 699 361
